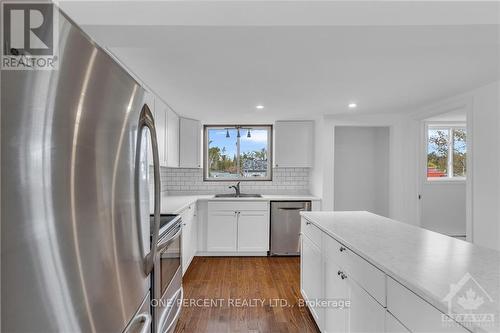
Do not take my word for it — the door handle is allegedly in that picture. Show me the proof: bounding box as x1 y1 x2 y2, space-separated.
135 104 161 276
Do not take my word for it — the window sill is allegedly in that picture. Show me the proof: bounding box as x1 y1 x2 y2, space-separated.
425 178 466 185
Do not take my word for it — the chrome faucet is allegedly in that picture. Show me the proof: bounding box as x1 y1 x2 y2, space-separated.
229 182 241 196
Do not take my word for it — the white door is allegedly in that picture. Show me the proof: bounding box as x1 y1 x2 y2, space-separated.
301 235 323 329
237 211 269 252
347 277 385 333
324 256 348 333
207 212 237 251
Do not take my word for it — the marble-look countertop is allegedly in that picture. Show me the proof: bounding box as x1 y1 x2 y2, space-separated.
300 211 500 333
159 194 321 214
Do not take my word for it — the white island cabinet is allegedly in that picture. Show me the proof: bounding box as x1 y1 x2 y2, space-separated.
300 211 496 333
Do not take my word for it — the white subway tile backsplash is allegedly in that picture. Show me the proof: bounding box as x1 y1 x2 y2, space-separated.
160 167 310 195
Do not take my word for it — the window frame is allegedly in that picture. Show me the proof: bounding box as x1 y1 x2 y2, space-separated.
425 122 466 182
203 124 273 181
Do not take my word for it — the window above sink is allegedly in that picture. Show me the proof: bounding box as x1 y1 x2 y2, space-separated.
203 125 272 181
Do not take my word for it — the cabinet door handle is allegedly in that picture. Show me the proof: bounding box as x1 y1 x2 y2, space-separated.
305 221 311 225
337 270 342 276
341 272 347 280
339 246 346 252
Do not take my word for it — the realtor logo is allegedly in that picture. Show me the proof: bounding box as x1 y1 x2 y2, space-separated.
1 1 58 69
442 273 495 329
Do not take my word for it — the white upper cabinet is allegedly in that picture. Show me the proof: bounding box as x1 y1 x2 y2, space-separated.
144 91 155 166
154 99 168 167
179 117 201 168
274 120 314 167
166 106 180 167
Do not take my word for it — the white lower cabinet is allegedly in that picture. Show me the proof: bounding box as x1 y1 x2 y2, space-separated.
322 235 385 333
324 254 348 333
181 203 197 275
237 211 269 251
385 311 410 333
301 216 472 333
348 278 385 333
302 218 386 333
387 277 469 333
206 211 237 251
301 234 324 329
207 201 269 253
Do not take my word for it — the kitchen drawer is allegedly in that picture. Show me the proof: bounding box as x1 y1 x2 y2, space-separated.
324 233 386 306
301 217 322 247
208 201 268 212
387 277 469 333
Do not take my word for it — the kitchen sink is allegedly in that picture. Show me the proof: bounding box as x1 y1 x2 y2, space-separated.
214 193 263 198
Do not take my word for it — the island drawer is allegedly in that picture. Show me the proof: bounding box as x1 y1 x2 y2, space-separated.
301 217 322 247
324 234 386 307
387 277 470 333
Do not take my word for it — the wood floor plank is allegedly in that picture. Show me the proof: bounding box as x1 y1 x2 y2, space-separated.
174 257 320 333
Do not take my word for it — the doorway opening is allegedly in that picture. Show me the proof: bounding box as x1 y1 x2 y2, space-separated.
418 107 470 240
334 126 390 217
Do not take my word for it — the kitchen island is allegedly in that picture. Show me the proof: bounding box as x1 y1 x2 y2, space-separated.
300 211 499 333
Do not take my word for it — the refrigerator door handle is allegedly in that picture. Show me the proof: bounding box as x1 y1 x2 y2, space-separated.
136 104 161 276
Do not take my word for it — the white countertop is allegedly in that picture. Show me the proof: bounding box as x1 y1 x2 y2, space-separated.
159 194 321 214
300 211 500 333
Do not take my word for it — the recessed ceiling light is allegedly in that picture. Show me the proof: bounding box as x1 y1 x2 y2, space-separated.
256 105 264 110
348 103 357 109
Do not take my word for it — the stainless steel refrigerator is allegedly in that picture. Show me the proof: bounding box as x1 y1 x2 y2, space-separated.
1 8 162 333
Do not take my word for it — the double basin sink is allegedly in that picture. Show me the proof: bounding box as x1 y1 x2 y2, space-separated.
214 193 262 198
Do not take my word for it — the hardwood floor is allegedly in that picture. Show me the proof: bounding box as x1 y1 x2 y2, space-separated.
174 257 320 333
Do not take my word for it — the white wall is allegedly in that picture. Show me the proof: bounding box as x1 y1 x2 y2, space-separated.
333 126 390 217
469 82 500 250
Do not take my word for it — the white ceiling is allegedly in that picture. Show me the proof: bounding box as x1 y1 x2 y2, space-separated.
60 1 500 122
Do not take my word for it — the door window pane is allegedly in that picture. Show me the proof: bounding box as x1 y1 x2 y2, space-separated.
427 129 449 178
453 128 467 177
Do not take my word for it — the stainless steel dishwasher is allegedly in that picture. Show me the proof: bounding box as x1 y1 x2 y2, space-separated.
270 201 311 255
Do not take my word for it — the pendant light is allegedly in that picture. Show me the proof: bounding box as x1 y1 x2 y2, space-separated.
247 129 251 138
237 129 241 138
226 129 230 138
